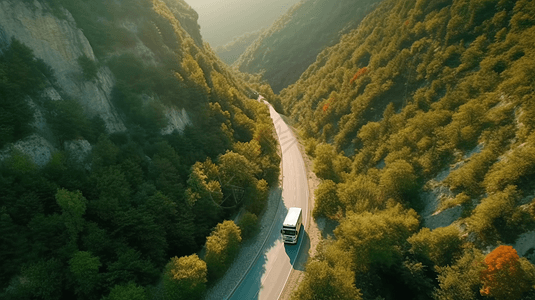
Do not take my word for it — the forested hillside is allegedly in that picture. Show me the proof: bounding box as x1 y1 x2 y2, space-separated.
281 0 535 299
215 29 263 65
235 0 382 93
0 0 279 299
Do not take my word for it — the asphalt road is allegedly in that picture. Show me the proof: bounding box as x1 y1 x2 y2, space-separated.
227 98 309 299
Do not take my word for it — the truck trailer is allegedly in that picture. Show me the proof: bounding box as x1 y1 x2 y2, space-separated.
281 207 302 244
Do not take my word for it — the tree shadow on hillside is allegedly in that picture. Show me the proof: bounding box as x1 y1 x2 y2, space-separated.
317 217 339 239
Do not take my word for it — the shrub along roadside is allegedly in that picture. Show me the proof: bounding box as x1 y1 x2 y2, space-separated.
238 211 260 240
159 219 243 298
160 208 266 298
204 220 242 281
162 254 207 300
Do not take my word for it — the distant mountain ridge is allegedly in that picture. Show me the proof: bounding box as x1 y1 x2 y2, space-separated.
235 0 382 93
215 29 263 65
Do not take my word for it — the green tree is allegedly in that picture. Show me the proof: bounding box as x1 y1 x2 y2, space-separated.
211 71 237 101
55 188 87 242
119 158 143 191
163 254 207 300
46 99 91 143
111 208 168 267
149 155 184 201
254 123 279 156
4 258 64 300
337 175 380 214
81 221 117 263
78 54 98 81
357 121 382 147
204 220 242 280
90 165 131 220
106 248 160 287
245 178 269 214
186 159 223 206
218 150 260 188
238 211 259 240
313 143 340 181
445 147 498 196
186 159 223 239
91 135 120 168
232 112 255 142
334 204 419 271
181 54 210 95
0 38 55 147
217 151 262 211
27 213 69 259
408 225 463 267
233 138 279 187
484 139 535 193
96 166 130 201
1 38 52 95
69 251 102 299
2 146 37 177
468 185 518 241
291 260 362 300
141 191 196 257
378 159 417 202
0 207 29 288
106 283 147 300
313 179 341 219
434 248 486 300
0 84 34 148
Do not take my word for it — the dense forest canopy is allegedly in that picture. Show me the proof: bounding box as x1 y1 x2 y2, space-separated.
280 0 535 299
0 0 279 299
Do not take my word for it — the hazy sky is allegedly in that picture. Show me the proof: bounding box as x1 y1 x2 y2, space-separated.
186 0 301 47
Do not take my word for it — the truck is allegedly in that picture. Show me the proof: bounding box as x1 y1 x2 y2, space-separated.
281 207 302 244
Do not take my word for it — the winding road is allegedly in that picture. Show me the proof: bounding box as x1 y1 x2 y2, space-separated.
227 97 310 299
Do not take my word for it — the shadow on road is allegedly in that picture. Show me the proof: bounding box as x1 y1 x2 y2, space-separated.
228 204 288 300
284 227 309 271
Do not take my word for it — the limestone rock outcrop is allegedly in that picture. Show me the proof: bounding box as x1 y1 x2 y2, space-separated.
0 0 125 133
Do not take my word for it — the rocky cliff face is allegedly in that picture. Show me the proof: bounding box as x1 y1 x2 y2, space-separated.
0 0 195 166
0 0 125 133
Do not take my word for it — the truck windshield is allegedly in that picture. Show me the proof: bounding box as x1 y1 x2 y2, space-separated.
282 229 296 235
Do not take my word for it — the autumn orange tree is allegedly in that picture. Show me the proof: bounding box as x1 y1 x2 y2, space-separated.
322 96 335 113
480 245 530 300
349 67 368 84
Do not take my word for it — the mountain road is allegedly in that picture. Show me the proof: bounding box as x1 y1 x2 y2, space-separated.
226 97 310 299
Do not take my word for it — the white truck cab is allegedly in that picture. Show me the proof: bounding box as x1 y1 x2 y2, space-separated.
281 207 302 244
